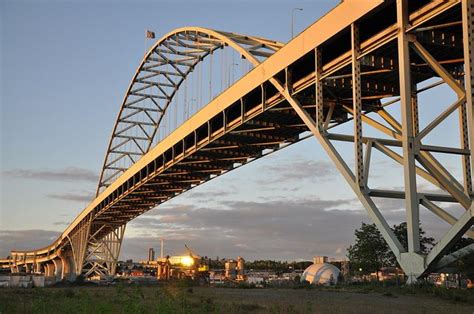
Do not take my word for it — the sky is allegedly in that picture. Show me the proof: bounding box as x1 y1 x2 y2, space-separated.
0 0 465 262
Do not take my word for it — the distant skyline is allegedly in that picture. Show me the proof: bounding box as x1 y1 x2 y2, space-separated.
0 0 462 262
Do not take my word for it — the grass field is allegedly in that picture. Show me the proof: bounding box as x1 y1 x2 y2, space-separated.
1 282 474 313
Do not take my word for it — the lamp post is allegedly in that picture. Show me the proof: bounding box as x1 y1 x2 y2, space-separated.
291 8 303 39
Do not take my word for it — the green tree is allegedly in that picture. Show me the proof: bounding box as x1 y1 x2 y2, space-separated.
347 223 391 277
347 222 435 275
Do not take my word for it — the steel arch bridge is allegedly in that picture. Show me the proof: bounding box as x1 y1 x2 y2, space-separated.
2 0 474 284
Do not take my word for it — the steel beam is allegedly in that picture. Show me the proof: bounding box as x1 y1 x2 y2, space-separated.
397 0 420 255
7 1 472 283
462 0 474 197
279 68 406 259
352 23 364 187
435 243 474 271
425 208 474 271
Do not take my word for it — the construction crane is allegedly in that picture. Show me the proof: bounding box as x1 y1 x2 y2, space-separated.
143 244 208 282
185 244 210 274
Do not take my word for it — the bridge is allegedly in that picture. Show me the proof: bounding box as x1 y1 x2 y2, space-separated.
2 0 474 284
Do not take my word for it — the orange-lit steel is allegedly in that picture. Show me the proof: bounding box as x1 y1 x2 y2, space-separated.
3 0 473 283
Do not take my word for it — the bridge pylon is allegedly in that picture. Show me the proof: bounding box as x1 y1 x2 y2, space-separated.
279 0 474 283
81 223 126 279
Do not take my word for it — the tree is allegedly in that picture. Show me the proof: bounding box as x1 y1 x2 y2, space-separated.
347 222 435 275
347 223 391 278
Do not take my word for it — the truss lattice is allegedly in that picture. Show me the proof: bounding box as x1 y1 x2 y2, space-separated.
97 28 284 195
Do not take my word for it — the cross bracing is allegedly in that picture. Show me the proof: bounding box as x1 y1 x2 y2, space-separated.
98 28 284 195
3 0 474 282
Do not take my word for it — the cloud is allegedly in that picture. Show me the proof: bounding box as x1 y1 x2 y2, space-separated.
0 197 456 263
0 230 60 257
255 158 337 184
0 190 458 263
1 167 97 183
124 197 369 261
183 189 232 200
47 192 94 203
53 221 69 226
122 192 460 262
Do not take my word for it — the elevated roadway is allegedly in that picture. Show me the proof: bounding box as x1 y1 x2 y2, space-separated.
2 0 473 283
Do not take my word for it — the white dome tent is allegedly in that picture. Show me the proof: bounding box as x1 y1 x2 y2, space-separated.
301 261 340 286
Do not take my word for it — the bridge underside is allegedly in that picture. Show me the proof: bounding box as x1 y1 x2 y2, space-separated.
4 0 474 283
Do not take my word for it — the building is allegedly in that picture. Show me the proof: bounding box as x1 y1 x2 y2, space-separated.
301 256 341 285
148 248 155 262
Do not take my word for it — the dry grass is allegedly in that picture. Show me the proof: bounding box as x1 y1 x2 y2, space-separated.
0 282 473 313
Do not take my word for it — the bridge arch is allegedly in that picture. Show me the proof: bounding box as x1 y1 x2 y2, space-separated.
4 26 285 280
97 27 284 194
4 1 472 284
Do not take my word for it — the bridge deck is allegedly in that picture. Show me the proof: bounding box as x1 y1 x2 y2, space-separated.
4 0 467 271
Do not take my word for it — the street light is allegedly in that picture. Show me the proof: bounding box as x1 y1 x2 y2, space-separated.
291 8 303 39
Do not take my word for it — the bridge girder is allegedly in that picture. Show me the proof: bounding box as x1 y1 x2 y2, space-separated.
3 0 473 284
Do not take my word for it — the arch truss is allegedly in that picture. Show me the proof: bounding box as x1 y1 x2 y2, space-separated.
97 28 284 195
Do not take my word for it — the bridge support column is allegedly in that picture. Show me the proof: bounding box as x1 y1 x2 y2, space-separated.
52 258 62 282
65 215 93 280
25 263 32 273
82 223 126 279
44 262 55 278
275 0 473 284
35 262 45 274
60 250 77 282
396 0 422 284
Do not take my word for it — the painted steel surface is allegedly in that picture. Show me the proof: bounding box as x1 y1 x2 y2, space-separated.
3 0 473 282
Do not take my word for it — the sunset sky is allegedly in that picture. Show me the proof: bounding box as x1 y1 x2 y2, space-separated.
0 0 462 262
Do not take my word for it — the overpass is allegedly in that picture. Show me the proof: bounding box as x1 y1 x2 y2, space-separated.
2 0 474 283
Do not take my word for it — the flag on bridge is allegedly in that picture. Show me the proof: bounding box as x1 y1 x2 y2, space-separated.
146 30 155 39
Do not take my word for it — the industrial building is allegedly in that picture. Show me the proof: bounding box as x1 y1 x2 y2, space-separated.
301 257 341 286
